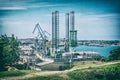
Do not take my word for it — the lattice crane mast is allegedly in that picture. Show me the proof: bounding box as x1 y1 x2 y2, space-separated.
33 23 47 55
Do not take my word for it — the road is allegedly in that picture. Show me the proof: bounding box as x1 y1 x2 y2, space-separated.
35 51 54 66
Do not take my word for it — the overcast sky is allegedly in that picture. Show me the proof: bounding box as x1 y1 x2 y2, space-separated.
0 0 120 40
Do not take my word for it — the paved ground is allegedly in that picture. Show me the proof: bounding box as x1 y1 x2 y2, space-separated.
35 51 54 66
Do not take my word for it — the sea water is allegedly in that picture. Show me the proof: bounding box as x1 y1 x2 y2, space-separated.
74 45 120 57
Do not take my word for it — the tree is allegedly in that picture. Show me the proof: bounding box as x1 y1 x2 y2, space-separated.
92 56 108 62
0 34 20 71
109 47 120 61
9 35 20 65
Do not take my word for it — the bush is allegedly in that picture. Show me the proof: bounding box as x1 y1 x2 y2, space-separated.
109 47 120 61
59 62 74 71
13 63 27 70
93 56 108 62
0 67 8 72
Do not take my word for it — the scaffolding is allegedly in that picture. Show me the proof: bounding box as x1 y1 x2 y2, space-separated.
70 30 77 47
70 11 77 47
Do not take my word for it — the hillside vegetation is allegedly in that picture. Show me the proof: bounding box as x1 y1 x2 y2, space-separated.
0 35 120 80
68 62 120 80
0 61 120 80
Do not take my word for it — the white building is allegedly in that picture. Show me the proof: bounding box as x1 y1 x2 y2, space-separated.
19 45 35 63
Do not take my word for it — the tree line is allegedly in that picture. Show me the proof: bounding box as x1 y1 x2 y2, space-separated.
0 34 20 71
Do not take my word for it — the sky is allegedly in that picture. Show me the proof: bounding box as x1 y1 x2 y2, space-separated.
0 0 120 40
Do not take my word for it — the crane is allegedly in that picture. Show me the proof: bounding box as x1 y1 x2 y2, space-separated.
44 30 51 36
33 23 47 56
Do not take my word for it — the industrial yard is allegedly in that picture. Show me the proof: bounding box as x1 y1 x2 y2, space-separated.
17 11 107 70
15 10 120 71
0 0 120 80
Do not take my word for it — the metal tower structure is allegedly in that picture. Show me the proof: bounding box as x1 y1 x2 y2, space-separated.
70 11 75 30
52 12 55 50
70 30 77 47
65 13 70 52
70 11 77 47
52 11 59 53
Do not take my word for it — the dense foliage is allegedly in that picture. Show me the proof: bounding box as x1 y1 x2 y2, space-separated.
13 63 27 70
67 63 120 80
0 34 20 71
93 56 108 62
109 47 120 60
0 62 120 80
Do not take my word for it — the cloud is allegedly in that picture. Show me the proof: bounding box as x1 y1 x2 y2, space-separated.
0 0 65 11
0 7 27 10
0 3 64 10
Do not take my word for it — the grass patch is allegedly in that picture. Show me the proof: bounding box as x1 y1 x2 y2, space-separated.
1 61 120 80
22 75 69 80
0 70 26 78
67 63 120 80
37 62 74 71
20 70 39 74
72 61 102 69
37 62 65 71
0 70 39 78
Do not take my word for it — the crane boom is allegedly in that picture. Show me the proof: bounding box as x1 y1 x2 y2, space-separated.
33 23 48 55
44 30 51 36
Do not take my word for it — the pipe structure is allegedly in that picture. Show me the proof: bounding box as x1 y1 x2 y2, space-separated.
65 13 70 52
52 12 55 50
52 11 59 53
70 11 77 47
70 11 75 31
